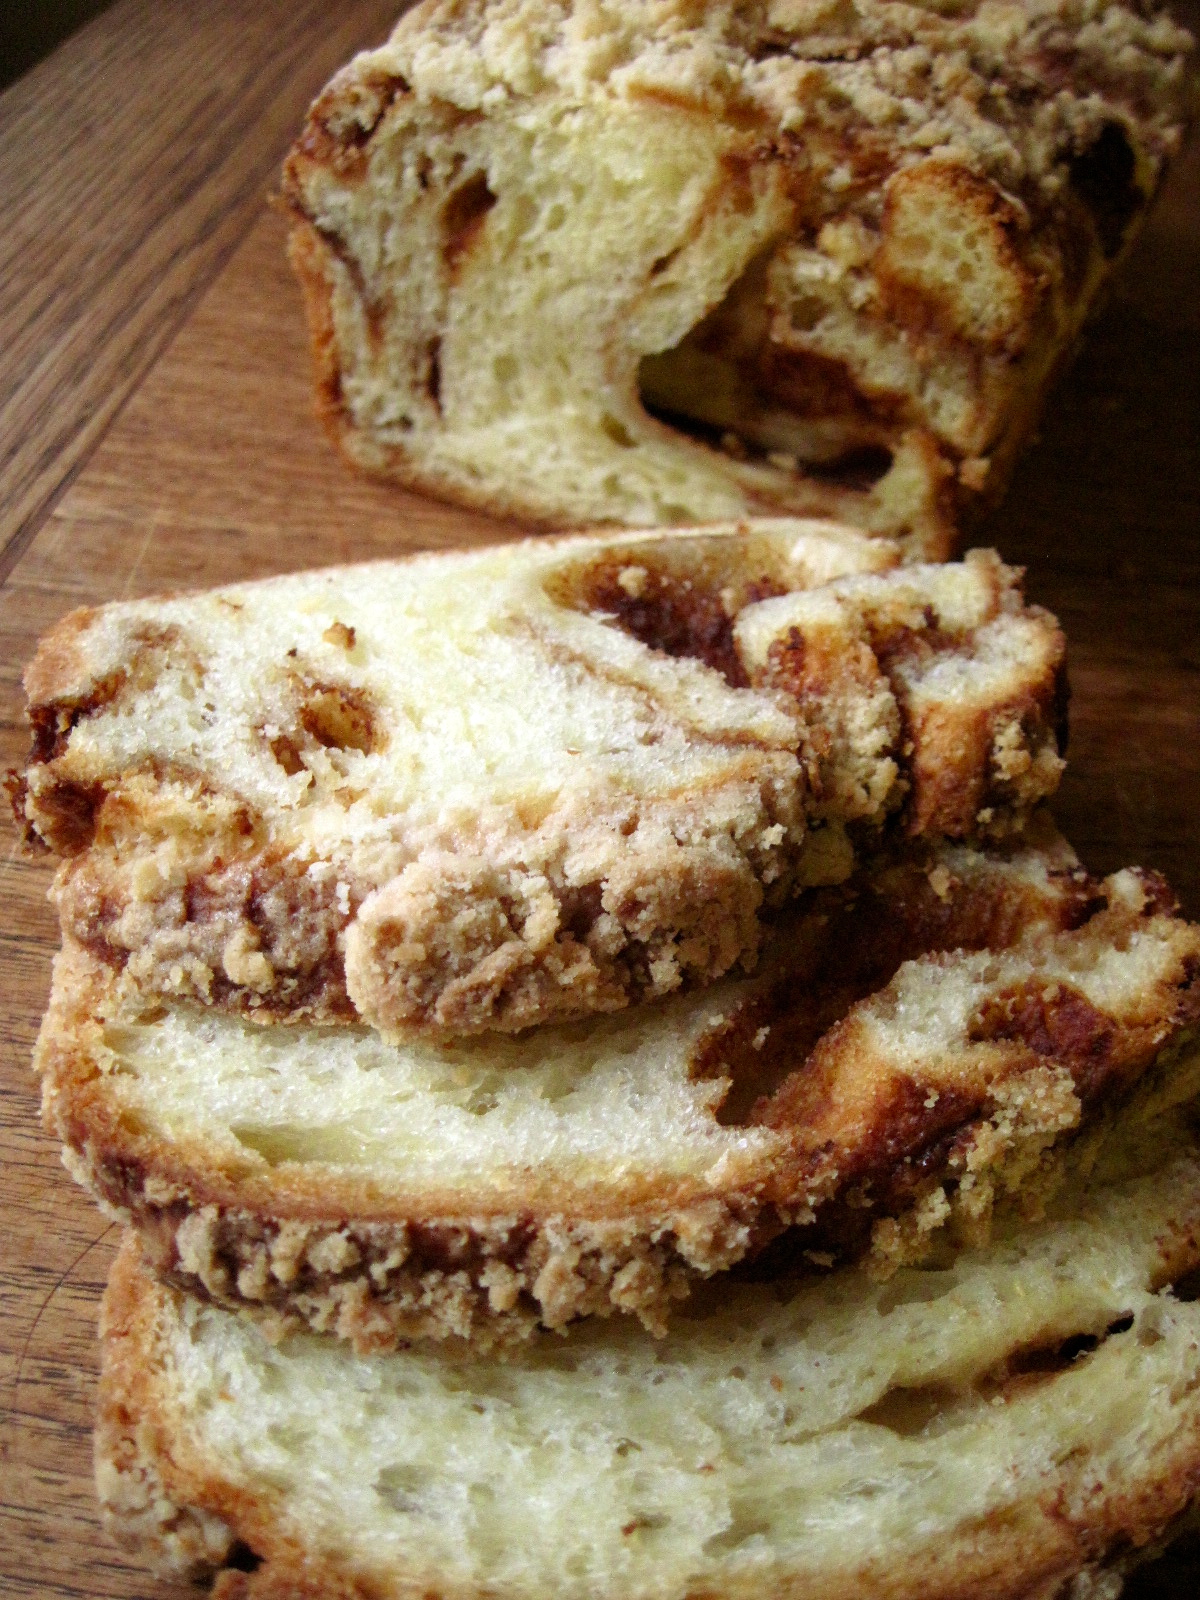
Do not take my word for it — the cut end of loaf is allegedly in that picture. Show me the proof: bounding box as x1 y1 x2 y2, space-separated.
282 0 1191 549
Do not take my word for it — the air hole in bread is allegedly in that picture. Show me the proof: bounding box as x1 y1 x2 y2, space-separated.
222 1541 263 1575
232 1124 371 1166
375 1463 431 1515
857 1314 1138 1438
992 1314 1135 1387
323 621 356 651
298 683 380 755
704 984 858 1127
701 1510 776 1555
638 252 897 482
1070 120 1140 258
1006 1331 1101 1376
269 733 306 776
641 389 896 491
442 171 497 274
600 413 638 448
855 1383 959 1437
803 443 895 491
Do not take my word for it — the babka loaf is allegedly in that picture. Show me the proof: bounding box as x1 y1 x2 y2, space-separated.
97 1093 1200 1598
282 0 1192 553
15 525 1066 1039
37 825 1200 1350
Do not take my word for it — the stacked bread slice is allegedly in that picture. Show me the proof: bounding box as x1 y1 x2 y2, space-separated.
97 1128 1200 1600
22 526 1066 1037
34 823 1200 1355
17 519 1200 1597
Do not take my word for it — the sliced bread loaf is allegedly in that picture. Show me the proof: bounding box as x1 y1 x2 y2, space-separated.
16 527 1065 1038
38 828 1200 1350
97 1096 1200 1599
282 0 1191 552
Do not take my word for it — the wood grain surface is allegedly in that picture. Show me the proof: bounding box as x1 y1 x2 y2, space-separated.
1 3 1198 1593
0 0 403 583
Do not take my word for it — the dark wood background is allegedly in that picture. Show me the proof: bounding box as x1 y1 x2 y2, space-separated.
0 2 114 91
0 2 1197 1593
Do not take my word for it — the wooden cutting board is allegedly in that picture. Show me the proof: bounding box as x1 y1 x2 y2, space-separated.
1 9 1198 1594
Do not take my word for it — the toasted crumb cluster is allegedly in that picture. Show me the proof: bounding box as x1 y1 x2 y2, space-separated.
18 530 1065 1039
283 0 1191 546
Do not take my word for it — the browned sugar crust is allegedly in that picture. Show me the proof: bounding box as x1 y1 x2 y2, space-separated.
282 0 1192 549
20 545 1065 1039
97 1234 1200 1600
39 847 1200 1352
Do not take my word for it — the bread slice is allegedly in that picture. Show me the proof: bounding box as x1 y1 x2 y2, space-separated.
37 825 1200 1351
281 0 1191 553
15 526 1066 1039
97 1093 1200 1600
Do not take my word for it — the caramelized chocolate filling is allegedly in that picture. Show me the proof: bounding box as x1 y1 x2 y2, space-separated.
579 559 784 686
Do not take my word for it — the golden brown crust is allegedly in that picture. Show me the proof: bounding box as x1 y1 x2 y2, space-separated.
22 603 104 707
285 218 356 448
46 847 1200 1350
98 1242 292 1590
96 1242 241 1581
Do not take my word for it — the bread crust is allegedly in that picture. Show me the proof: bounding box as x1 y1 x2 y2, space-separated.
17 534 1066 1039
282 0 1191 550
43 842 1200 1351
98 1233 1200 1600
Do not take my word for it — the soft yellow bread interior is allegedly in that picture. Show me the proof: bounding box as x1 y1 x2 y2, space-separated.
94 970 754 1193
